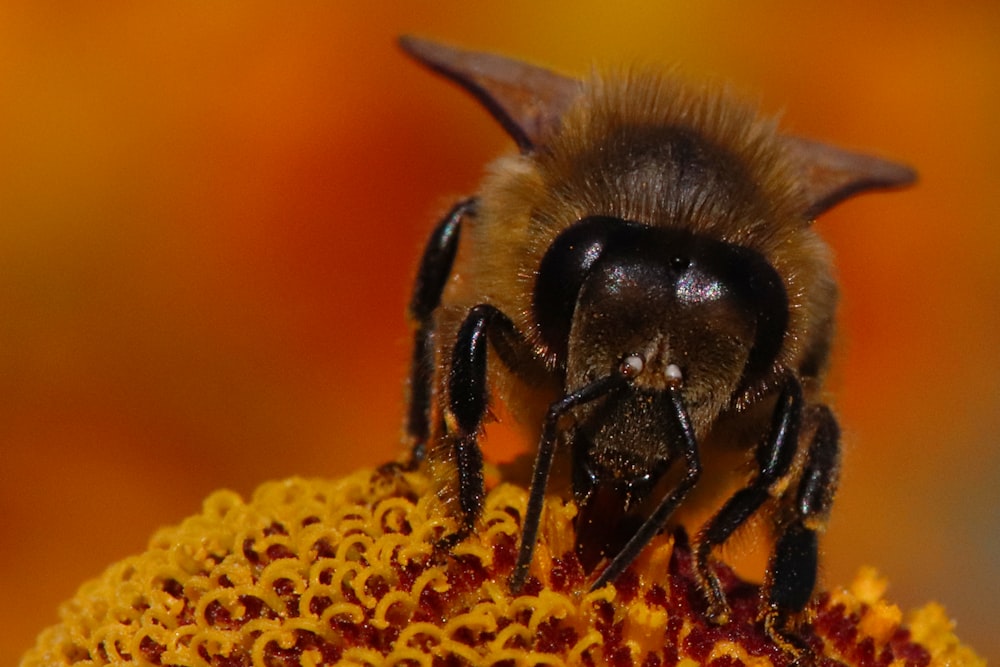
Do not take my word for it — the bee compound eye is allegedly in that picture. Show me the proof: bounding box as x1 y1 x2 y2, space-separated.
620 354 645 378
665 363 684 385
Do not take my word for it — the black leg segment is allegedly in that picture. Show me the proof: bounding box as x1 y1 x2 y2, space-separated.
405 198 477 464
764 404 840 648
768 523 818 614
447 303 533 534
509 371 629 591
693 374 804 622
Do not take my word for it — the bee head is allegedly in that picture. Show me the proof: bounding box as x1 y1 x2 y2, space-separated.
534 216 787 434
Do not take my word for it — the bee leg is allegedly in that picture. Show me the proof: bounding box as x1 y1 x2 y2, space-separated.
510 371 629 592
444 303 526 543
763 404 840 655
692 375 803 624
398 198 477 469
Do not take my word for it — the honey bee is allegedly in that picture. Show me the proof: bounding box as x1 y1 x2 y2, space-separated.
396 36 915 648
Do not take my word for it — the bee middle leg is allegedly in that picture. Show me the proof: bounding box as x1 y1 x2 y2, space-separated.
762 403 840 654
692 374 804 623
445 302 532 541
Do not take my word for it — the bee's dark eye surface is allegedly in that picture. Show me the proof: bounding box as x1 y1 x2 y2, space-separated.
532 216 621 361
534 216 788 384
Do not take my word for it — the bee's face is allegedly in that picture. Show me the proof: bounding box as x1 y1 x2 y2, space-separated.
536 216 787 434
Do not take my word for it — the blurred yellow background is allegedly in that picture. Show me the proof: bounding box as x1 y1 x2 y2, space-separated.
2 3 997 663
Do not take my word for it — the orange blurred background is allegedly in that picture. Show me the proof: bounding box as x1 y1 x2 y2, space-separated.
2 3 998 663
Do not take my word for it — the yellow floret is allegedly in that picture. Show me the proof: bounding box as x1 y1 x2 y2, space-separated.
19 468 983 667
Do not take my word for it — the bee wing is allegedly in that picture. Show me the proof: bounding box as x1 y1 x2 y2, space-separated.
398 35 581 152
782 136 917 220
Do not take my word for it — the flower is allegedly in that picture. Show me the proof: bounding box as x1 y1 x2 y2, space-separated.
19 468 983 667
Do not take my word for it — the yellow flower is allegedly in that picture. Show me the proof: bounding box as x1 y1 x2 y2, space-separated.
19 468 983 667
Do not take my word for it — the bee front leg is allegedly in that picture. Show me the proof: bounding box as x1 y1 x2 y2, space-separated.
763 404 840 654
510 370 629 592
402 198 477 467
692 375 803 624
444 303 524 541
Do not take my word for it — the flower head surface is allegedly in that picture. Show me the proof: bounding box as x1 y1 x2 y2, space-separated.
20 468 982 667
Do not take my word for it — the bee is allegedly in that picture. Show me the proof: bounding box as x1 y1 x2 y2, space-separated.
396 36 915 648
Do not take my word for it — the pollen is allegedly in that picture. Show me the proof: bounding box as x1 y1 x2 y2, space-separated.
19 467 983 667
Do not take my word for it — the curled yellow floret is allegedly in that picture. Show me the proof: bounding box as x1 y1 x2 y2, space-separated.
19 468 983 667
